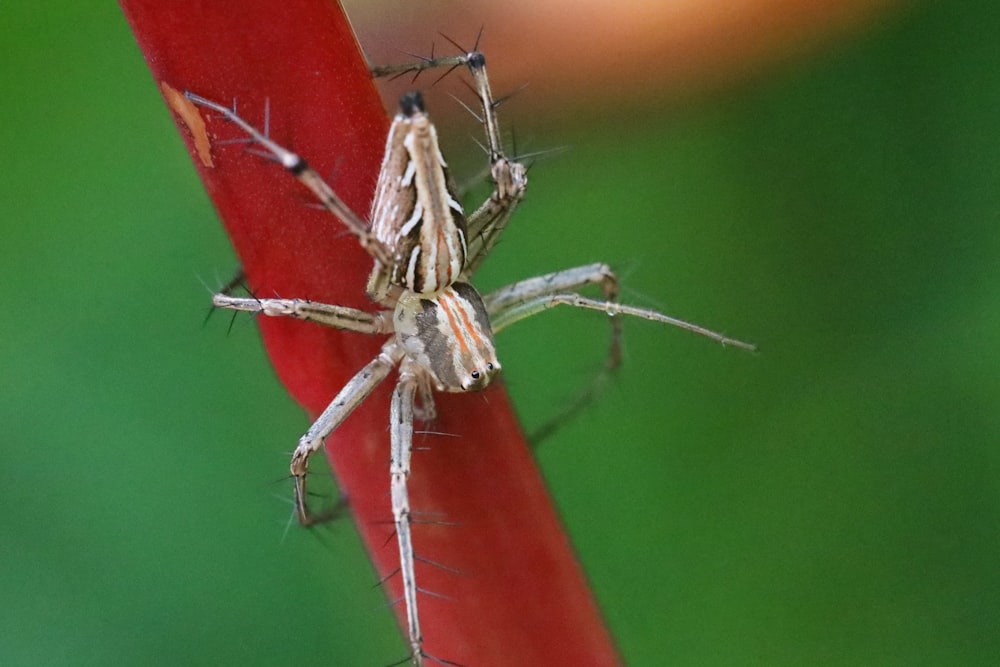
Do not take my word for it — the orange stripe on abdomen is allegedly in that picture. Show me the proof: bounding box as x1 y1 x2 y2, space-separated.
437 292 471 357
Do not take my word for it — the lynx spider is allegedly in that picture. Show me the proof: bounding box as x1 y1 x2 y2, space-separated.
188 48 753 666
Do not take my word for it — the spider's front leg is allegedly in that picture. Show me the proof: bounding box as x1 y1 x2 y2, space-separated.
389 366 423 664
485 264 755 442
486 262 624 368
486 262 757 352
212 287 405 524
289 343 403 525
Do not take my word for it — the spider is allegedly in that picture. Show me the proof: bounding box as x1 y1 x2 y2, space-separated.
187 49 753 666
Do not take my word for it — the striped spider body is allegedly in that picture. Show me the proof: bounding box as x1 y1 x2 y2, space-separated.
188 48 752 667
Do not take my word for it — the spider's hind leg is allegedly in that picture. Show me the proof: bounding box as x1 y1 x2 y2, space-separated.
184 92 393 268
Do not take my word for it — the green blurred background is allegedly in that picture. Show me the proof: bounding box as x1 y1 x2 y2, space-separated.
4 1 999 665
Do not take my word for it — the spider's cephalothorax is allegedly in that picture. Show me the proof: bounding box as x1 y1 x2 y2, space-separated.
188 48 753 667
395 282 500 393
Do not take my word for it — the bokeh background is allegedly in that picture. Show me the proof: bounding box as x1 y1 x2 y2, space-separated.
4 1 999 665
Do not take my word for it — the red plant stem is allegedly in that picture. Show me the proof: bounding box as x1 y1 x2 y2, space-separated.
120 1 620 663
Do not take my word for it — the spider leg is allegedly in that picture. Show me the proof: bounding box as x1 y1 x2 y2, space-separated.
460 53 528 277
370 54 467 81
184 92 393 267
486 262 624 365
461 156 527 279
485 264 755 444
485 264 623 444
486 262 756 351
412 372 437 423
390 365 424 665
290 343 403 526
212 293 392 335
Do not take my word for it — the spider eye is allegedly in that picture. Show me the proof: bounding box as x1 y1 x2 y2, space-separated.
471 370 481 380
486 363 494 371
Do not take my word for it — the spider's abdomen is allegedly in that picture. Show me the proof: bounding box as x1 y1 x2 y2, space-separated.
395 282 501 392
368 91 467 299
